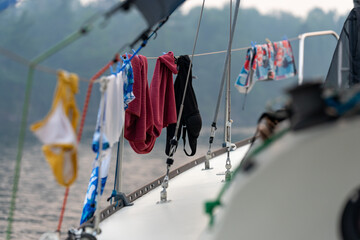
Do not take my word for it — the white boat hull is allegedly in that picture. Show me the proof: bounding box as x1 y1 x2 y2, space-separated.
204 116 360 240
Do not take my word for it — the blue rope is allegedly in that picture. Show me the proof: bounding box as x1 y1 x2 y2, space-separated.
118 43 145 72
325 92 360 116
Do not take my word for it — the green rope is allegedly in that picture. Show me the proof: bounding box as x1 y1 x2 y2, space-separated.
204 128 289 227
31 28 91 66
6 67 35 240
6 28 89 240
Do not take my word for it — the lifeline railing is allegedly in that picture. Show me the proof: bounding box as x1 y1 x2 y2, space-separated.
298 30 340 85
81 137 255 226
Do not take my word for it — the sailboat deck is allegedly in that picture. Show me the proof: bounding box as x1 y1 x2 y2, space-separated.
97 144 250 240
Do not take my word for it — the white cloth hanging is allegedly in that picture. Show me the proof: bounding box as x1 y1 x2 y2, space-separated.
32 101 77 145
104 72 125 146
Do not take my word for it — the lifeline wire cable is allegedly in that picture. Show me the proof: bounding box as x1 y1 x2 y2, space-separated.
0 46 90 82
0 36 301 75
147 36 300 59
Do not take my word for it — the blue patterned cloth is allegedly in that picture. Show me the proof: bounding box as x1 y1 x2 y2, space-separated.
273 40 296 80
235 40 296 93
80 154 108 225
254 43 275 81
123 62 135 110
91 96 110 153
82 83 111 224
81 61 135 224
234 47 255 92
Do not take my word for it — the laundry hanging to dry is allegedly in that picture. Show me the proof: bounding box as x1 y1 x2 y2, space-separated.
234 39 297 94
166 55 202 157
81 62 135 224
30 70 79 187
124 52 178 154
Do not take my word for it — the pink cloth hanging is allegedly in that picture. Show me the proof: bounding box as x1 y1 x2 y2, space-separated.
150 51 178 137
124 52 178 154
124 55 156 154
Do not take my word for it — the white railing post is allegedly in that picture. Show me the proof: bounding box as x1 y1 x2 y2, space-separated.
297 30 340 85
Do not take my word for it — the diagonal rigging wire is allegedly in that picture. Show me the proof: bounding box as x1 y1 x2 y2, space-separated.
158 0 207 204
205 0 242 161
225 0 233 145
212 0 242 135
170 0 206 154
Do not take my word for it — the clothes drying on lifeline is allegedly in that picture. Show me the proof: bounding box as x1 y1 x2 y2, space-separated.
235 39 296 93
124 52 178 154
150 51 178 137
30 70 80 187
166 55 202 157
81 64 135 224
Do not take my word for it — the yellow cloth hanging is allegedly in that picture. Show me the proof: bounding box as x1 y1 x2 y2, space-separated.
31 70 80 187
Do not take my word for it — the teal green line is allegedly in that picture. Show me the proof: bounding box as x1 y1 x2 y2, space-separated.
205 128 289 227
6 28 89 240
6 68 35 240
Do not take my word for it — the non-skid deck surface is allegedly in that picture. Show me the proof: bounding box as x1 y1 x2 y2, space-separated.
97 145 249 240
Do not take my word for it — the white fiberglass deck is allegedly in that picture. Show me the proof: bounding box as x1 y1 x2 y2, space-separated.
97 144 250 240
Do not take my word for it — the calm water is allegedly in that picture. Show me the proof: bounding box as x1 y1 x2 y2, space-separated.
0 137 212 240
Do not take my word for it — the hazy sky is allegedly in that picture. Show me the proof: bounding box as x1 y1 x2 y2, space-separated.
180 0 354 17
